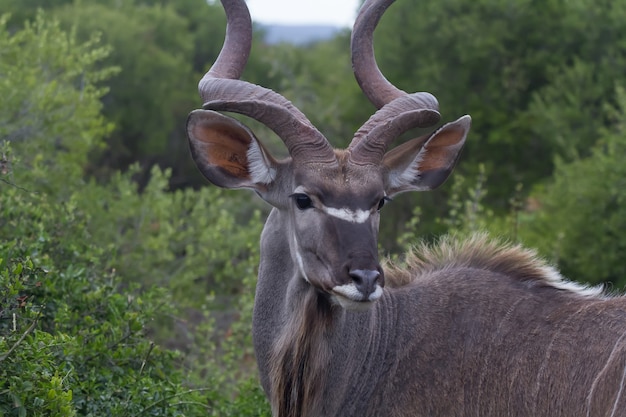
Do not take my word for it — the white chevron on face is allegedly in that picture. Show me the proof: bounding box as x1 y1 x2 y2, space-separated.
322 206 371 223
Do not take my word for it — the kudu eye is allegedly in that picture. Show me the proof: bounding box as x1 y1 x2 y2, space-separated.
377 197 391 212
292 193 313 210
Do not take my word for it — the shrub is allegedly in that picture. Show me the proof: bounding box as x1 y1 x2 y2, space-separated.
0 13 271 416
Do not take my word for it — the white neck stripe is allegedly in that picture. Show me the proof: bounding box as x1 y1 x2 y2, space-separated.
292 232 310 282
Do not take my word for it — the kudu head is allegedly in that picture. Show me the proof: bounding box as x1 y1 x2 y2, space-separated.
186 0 471 310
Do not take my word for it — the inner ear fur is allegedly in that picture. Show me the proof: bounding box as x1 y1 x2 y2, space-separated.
187 109 268 189
382 133 430 173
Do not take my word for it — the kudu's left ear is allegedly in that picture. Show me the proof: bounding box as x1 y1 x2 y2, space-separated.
186 109 278 191
382 115 471 196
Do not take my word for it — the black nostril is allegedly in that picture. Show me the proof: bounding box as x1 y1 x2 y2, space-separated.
349 269 380 297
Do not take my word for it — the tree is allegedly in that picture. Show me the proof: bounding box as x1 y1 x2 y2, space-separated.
52 3 197 177
520 86 626 288
1 0 230 188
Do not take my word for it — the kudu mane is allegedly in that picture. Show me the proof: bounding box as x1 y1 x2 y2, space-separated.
268 290 334 417
385 234 606 299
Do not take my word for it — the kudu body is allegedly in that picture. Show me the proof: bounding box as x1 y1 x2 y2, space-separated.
185 0 626 416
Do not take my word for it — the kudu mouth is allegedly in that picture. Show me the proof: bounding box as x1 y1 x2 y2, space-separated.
301 253 385 309
330 266 384 310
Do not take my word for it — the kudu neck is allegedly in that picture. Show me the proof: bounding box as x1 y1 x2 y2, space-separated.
254 208 339 415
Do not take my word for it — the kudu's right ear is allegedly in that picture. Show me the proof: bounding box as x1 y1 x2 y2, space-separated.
186 109 278 191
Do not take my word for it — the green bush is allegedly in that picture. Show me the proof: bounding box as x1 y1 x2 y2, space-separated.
0 13 270 416
1 239 197 417
0 182 269 416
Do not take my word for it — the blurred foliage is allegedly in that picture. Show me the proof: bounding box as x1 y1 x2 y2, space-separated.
519 86 626 287
373 0 626 212
53 3 195 171
356 0 626 257
0 12 115 197
0 0 231 188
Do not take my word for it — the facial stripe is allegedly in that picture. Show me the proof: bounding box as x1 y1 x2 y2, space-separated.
322 206 371 223
291 186 373 223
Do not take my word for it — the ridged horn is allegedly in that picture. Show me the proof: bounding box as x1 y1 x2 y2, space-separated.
349 0 441 165
198 0 336 164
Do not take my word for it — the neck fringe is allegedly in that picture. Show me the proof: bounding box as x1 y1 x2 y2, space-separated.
269 290 334 417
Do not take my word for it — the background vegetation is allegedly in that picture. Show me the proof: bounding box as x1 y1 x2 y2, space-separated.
1 0 625 414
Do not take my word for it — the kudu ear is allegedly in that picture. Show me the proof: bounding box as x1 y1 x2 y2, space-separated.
382 115 471 196
186 109 277 190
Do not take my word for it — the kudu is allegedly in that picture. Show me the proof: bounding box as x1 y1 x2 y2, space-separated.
186 0 626 416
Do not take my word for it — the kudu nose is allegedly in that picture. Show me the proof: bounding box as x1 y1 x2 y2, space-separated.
349 269 381 298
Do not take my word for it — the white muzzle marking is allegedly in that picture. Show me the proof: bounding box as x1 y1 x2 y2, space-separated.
332 282 383 302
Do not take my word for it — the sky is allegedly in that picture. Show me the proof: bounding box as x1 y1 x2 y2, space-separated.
246 0 360 27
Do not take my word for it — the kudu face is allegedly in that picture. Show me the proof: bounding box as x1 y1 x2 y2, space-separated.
288 162 386 309
186 0 471 310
